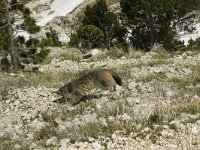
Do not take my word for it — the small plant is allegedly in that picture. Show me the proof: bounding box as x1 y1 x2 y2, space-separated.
69 25 104 49
0 135 29 150
149 126 162 143
136 72 166 83
39 27 61 48
23 16 40 34
41 112 59 127
0 136 13 150
34 125 60 141
34 49 50 64
169 123 178 131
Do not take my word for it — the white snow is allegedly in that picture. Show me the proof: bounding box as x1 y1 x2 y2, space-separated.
17 0 200 46
35 0 84 26
178 23 200 45
59 33 70 43
16 0 85 42
16 30 31 41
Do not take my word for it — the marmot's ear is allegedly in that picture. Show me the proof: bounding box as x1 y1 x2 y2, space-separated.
53 88 61 95
67 84 73 93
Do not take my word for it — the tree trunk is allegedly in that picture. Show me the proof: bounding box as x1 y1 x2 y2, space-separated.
4 0 20 73
149 14 154 48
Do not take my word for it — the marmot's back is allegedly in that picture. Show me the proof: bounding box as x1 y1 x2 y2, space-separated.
57 69 122 105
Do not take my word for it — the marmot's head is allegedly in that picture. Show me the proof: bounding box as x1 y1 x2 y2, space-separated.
56 83 73 100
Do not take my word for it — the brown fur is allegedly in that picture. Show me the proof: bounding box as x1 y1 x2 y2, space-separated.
56 69 122 105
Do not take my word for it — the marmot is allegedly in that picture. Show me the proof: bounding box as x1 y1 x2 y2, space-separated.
56 69 122 105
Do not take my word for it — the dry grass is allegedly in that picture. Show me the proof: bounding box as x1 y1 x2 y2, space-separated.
106 0 121 6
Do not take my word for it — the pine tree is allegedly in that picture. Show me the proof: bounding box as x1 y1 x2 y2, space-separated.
0 0 40 72
70 0 127 50
121 0 200 50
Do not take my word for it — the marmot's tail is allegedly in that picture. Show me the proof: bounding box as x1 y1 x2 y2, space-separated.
112 73 122 86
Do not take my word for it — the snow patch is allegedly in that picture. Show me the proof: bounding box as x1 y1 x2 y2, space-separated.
16 30 31 41
178 23 200 45
59 33 70 43
35 0 84 26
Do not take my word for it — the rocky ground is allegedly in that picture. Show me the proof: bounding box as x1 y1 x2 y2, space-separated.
1 47 200 150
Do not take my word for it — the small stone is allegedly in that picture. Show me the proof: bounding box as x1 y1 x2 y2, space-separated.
121 113 131 121
14 144 21 150
59 138 70 146
82 113 98 123
88 137 95 142
92 142 102 150
99 117 107 126
128 82 137 90
59 145 75 150
169 120 180 125
46 136 58 146
143 127 150 133
112 133 117 139
121 56 126 59
196 120 200 125
75 142 88 148
135 98 141 104
191 126 198 135
167 144 178 149
161 130 174 138
30 143 37 149
96 104 102 110
108 116 115 122
13 100 20 106
126 97 134 106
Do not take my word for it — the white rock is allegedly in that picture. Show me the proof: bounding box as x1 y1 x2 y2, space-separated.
169 120 180 125
135 98 141 104
59 145 76 150
96 104 102 110
143 127 150 132
59 138 70 146
46 136 58 146
81 113 98 123
191 126 198 135
161 130 174 138
88 137 95 142
108 116 115 122
167 144 178 149
99 117 107 126
165 90 176 98
128 82 137 90
14 144 21 150
75 142 88 148
13 100 20 106
121 113 131 121
112 133 117 139
92 142 102 150
196 120 200 125
126 97 134 106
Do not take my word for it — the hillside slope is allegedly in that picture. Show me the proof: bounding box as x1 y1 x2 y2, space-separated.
1 48 200 149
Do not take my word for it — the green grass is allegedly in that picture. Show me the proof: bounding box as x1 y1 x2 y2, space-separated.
33 98 200 147
0 135 29 150
136 72 166 83
0 68 93 91
106 0 121 6
0 136 14 150
169 66 200 95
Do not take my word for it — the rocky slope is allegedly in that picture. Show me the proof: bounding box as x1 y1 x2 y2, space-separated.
0 47 200 149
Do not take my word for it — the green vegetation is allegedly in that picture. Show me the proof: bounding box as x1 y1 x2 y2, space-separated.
0 135 29 150
40 27 62 48
70 0 127 51
120 0 200 50
23 16 41 34
136 72 166 83
69 25 104 49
